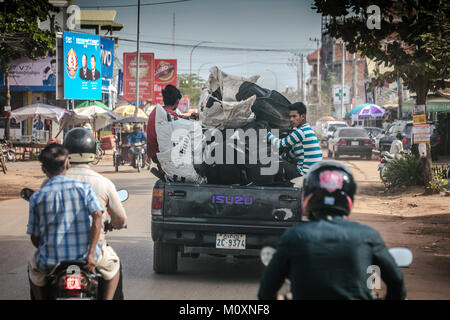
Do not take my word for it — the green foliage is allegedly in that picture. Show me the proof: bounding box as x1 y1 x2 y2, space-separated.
178 73 205 108
0 0 60 71
320 72 337 114
312 0 450 104
383 154 424 188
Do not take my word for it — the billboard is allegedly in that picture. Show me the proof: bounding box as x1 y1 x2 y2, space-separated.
100 37 114 79
63 31 102 100
1 56 56 89
123 52 155 102
154 59 177 105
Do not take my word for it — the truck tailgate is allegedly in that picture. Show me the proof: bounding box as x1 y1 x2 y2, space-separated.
162 182 302 223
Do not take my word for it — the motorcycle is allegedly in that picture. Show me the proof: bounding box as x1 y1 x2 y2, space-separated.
131 142 146 172
20 188 129 300
1 140 16 162
378 151 409 183
260 246 413 300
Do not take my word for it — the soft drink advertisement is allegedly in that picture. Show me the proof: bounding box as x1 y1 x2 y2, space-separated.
154 59 177 105
63 32 102 100
123 52 155 102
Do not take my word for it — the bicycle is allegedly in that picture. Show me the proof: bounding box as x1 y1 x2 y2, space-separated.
91 144 103 165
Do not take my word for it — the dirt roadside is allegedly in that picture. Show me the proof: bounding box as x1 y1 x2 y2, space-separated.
341 156 450 299
1 157 449 299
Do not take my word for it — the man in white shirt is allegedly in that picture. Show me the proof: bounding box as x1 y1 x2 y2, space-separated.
390 133 404 156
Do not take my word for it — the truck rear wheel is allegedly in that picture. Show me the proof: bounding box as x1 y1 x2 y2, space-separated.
153 242 178 274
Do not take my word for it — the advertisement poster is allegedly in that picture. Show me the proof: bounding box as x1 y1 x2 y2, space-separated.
2 56 56 88
100 37 114 79
123 52 155 102
412 123 431 144
154 59 177 105
63 31 102 100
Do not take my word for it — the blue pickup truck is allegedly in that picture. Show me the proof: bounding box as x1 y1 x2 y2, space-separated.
151 179 302 273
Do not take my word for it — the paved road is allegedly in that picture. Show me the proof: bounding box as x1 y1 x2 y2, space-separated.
0 161 265 300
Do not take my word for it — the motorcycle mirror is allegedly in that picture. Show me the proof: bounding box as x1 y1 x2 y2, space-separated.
20 188 34 202
117 189 129 202
260 246 276 267
389 248 413 268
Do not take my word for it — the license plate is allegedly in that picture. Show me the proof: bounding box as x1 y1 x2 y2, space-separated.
351 141 359 146
65 276 81 290
216 233 246 250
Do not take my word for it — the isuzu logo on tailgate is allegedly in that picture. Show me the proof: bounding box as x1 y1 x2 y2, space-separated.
212 195 253 205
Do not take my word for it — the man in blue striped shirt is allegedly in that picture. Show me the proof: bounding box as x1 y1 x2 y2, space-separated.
267 102 323 179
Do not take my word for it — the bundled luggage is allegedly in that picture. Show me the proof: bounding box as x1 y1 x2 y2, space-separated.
156 66 294 186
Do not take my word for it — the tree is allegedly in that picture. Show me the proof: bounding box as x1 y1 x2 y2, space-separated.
0 0 60 139
321 71 338 116
312 0 450 193
178 73 205 108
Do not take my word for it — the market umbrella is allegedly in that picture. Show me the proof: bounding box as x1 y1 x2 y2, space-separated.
357 104 386 119
113 116 148 124
348 103 374 115
73 106 121 131
319 116 335 122
10 103 69 123
114 104 148 118
74 100 110 110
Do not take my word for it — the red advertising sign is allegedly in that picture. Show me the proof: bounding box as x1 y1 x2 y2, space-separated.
123 52 155 102
154 59 177 105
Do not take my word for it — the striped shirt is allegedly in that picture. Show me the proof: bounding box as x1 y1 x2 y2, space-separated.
267 123 323 176
27 175 103 271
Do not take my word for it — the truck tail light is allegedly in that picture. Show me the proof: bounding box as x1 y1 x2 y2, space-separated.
402 136 407 144
152 188 164 215
338 140 346 145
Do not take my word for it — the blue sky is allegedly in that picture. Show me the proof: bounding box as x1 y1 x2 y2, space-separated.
75 0 322 91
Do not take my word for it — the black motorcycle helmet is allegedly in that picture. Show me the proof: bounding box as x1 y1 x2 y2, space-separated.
63 127 96 163
302 160 357 217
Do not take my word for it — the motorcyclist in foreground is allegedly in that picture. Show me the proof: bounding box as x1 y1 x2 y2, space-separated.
258 161 406 300
27 143 113 299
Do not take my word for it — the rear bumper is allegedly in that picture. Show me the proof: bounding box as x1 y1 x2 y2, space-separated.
336 146 372 155
151 219 297 252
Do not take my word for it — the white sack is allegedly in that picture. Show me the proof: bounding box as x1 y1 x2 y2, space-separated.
157 135 206 184
200 95 256 129
155 105 203 156
208 66 259 101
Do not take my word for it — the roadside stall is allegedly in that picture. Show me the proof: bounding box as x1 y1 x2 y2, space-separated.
9 103 69 160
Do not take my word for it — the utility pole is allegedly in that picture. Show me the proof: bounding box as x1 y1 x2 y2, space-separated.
299 53 304 101
341 41 345 119
134 0 141 116
172 12 176 53
309 38 321 112
352 53 357 109
398 77 403 119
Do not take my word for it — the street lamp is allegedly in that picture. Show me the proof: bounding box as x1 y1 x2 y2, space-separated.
198 62 213 77
190 41 213 77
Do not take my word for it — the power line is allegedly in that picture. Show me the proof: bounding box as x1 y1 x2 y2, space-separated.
119 37 311 53
79 0 192 9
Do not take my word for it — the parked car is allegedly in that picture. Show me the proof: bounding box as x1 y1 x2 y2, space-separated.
321 121 349 147
328 127 373 160
378 120 440 160
363 127 383 141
